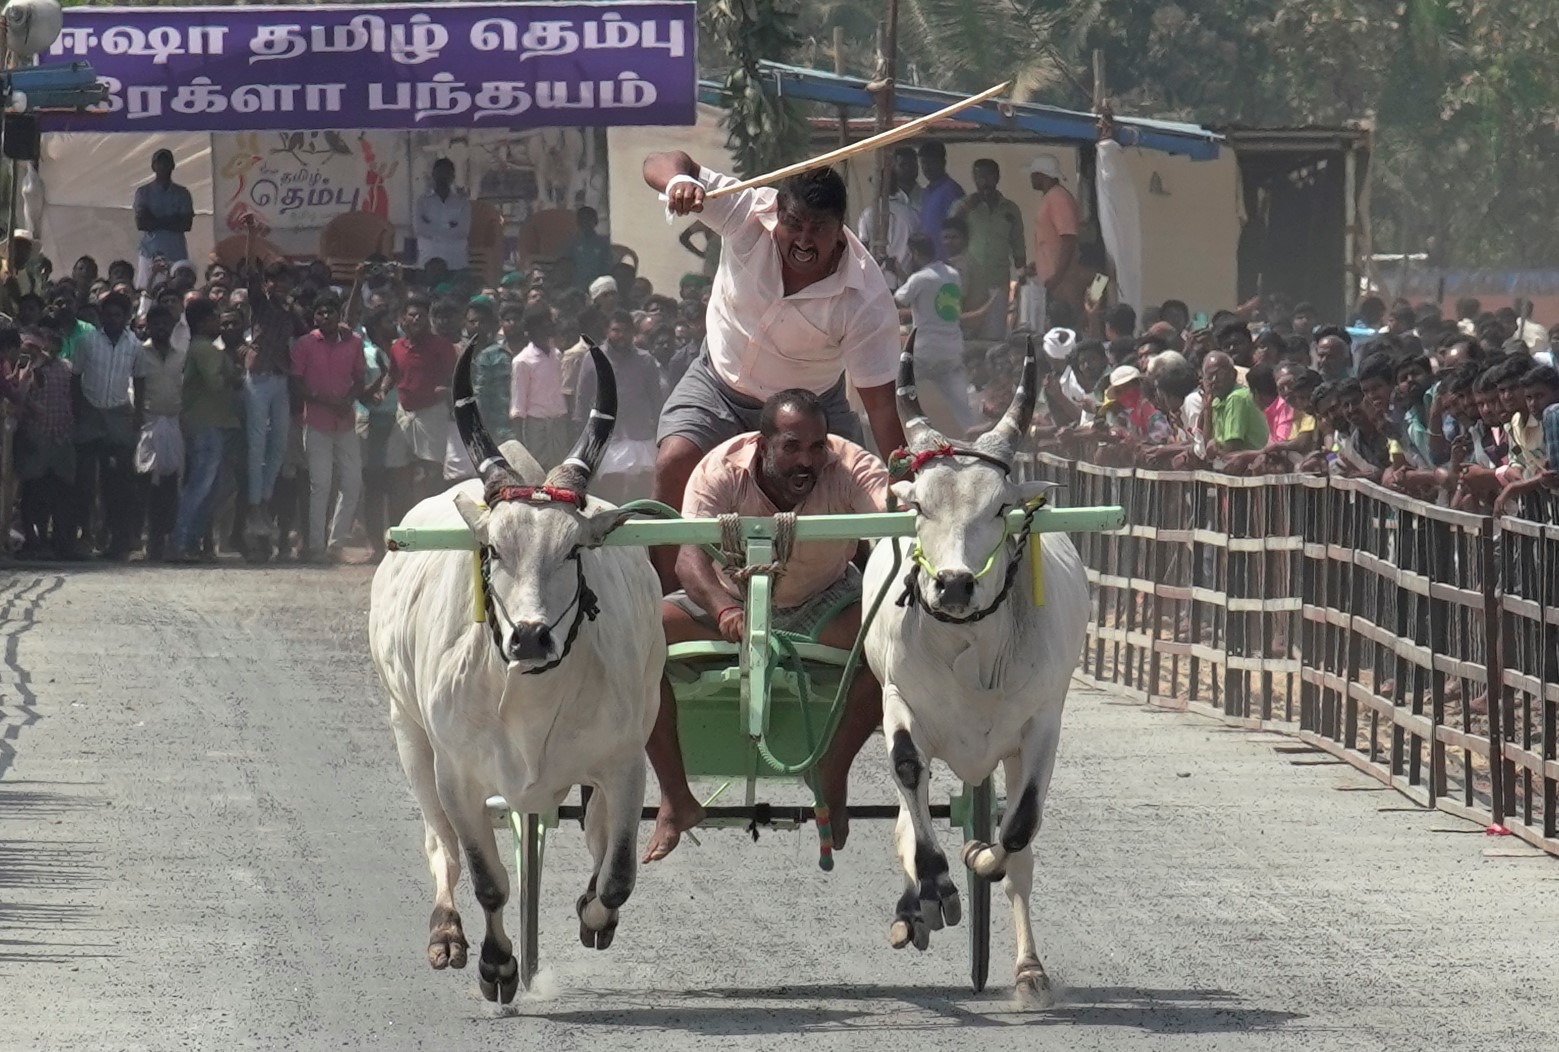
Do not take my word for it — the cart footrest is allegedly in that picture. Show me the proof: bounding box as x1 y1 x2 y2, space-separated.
487 797 949 827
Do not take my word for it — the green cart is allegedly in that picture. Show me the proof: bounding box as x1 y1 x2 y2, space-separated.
387 500 1124 995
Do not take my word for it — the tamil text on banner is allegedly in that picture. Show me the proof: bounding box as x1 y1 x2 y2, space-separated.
211 131 411 252
43 2 697 133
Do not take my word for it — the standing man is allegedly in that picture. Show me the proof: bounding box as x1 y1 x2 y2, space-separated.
1028 153 1093 326
133 149 194 291
290 293 365 563
389 293 458 500
71 291 141 558
642 151 905 587
895 233 978 435
2 230 49 315
855 146 920 284
950 158 1026 344
915 141 964 250
243 217 301 547
568 205 615 293
574 309 666 504
413 158 471 275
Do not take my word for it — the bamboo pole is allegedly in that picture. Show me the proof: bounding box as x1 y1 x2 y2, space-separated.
705 80 1012 200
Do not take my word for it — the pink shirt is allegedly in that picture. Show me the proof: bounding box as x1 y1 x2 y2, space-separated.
1263 396 1295 443
683 433 889 607
510 343 567 419
1032 185 1080 284
695 166 900 401
290 329 366 433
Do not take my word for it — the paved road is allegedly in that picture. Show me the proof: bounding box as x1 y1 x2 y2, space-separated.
2 563 1556 1052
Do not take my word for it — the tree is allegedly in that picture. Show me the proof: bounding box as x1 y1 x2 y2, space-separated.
707 0 811 178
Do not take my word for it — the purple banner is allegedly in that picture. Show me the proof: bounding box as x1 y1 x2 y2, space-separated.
43 2 697 132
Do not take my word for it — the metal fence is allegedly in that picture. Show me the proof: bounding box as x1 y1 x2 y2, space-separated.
1026 453 1558 859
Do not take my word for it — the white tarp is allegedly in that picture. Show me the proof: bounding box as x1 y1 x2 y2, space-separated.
39 132 214 273
1096 140 1143 312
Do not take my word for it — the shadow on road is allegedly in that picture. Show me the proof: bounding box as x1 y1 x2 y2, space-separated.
505 982 1304 1035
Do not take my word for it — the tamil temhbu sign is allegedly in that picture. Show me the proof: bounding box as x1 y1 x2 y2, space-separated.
43 2 698 132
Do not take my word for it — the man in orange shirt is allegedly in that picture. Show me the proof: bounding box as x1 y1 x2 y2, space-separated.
1028 153 1094 327
644 388 888 861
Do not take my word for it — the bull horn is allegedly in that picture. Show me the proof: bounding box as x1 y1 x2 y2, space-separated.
978 335 1039 459
895 329 948 453
452 333 521 497
547 338 617 491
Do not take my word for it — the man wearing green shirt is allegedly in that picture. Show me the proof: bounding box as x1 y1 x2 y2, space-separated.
949 158 1026 341
1202 350 1269 458
170 299 239 560
46 293 96 362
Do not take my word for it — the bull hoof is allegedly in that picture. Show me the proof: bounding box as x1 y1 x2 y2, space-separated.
1014 962 1053 1009
478 956 520 1004
918 871 962 931
576 892 619 950
427 908 468 970
962 839 1007 882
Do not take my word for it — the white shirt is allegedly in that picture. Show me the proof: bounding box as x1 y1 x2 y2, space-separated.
895 261 964 362
856 189 918 281
71 327 140 409
413 188 472 270
1182 389 1207 458
695 166 899 401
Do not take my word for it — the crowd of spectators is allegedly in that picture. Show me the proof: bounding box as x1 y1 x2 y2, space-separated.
0 200 709 564
1008 294 1559 520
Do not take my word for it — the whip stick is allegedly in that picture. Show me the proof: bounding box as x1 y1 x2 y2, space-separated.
704 80 1013 199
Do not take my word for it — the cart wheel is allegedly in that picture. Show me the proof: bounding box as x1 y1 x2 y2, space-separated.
964 778 994 994
518 812 544 991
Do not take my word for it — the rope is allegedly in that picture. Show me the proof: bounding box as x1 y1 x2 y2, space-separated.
721 511 797 585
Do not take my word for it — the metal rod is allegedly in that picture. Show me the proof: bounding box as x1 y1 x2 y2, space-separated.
833 25 849 151
870 0 898 259
388 505 1127 552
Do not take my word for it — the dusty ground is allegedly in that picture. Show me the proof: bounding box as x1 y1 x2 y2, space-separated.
1 562 1556 1051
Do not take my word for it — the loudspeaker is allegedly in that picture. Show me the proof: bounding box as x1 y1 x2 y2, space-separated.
3 115 40 161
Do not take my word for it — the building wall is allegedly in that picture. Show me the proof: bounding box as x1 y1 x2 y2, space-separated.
1125 149 1239 317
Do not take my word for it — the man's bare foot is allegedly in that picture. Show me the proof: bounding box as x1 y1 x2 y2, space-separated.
642 795 705 863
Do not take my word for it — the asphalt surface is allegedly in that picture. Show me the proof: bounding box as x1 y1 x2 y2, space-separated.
2 562 1557 1052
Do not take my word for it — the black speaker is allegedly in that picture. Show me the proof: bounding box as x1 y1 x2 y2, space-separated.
3 115 40 162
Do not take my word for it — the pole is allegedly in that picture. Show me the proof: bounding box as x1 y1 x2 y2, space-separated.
833 26 848 151
1091 48 1105 111
870 0 899 260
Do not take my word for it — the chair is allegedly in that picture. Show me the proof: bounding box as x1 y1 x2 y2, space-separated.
320 211 395 284
515 207 577 271
467 200 507 286
210 233 285 274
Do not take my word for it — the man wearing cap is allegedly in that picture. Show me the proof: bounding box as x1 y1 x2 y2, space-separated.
587 274 619 315
133 148 194 291
1028 153 1094 326
643 151 906 587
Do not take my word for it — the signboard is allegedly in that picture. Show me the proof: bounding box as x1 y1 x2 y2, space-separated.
211 130 410 242
43 2 698 132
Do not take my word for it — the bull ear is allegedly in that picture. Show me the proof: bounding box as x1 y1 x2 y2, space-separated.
454 492 491 541
581 505 640 549
1017 480 1061 506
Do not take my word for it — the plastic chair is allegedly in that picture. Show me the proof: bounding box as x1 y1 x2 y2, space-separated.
320 211 395 284
210 233 285 273
515 207 577 270
467 200 507 285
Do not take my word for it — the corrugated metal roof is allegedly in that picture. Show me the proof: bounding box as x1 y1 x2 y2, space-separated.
700 62 1222 160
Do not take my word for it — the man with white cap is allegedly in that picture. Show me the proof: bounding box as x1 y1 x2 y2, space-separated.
588 274 619 314
643 149 907 588
1028 153 1093 325
133 148 193 291
2 229 48 316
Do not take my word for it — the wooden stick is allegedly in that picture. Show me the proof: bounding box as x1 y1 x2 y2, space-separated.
706 80 1012 199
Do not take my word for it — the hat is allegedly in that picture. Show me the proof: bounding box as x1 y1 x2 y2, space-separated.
589 275 618 300
1107 365 1142 393
1042 326 1076 361
1028 153 1063 179
10 229 32 242
500 271 525 288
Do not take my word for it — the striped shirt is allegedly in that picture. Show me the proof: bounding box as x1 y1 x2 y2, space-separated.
71 327 140 409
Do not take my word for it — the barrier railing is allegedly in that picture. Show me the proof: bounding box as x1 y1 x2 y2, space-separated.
1025 453 1558 858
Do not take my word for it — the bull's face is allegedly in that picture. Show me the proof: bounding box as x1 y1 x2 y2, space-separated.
893 468 1055 616
454 495 636 667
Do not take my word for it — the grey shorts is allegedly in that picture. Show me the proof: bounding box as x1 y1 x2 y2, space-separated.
666 564 862 641
656 347 865 453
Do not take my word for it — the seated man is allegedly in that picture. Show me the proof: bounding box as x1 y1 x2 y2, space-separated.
644 389 888 862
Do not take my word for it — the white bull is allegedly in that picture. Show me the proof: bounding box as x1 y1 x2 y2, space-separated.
863 333 1088 1004
368 342 662 1004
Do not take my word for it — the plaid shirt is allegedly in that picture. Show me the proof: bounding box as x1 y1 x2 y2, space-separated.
23 358 74 438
